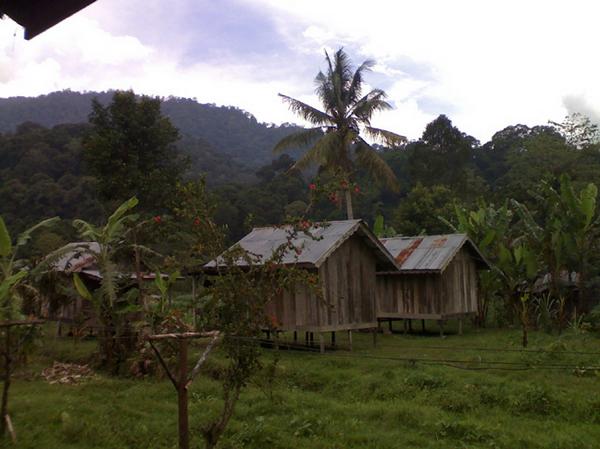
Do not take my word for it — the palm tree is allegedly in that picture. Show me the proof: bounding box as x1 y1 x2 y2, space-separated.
274 48 406 219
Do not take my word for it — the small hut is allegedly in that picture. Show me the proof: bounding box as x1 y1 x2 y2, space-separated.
204 220 399 350
376 234 490 335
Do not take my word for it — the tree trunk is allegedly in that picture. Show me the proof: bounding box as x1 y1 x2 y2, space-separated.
344 189 354 220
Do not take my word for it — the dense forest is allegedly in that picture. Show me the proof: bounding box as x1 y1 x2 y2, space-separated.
2 90 599 239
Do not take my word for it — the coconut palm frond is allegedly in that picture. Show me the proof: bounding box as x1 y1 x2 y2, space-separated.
355 138 400 192
273 127 326 153
278 94 332 125
315 71 336 114
364 127 407 148
293 132 341 171
350 89 392 122
348 59 375 104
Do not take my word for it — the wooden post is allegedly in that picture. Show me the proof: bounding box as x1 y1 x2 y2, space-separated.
421 319 426 333
177 339 189 449
147 331 220 449
403 319 408 335
388 319 393 334
318 333 325 354
293 331 298 343
331 331 336 348
1 327 11 437
408 319 413 332
458 318 463 336
305 332 309 346
438 320 445 338
309 332 314 347
191 276 197 328
347 330 353 352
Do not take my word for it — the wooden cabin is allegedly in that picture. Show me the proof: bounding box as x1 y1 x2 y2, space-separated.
376 234 490 334
204 220 399 350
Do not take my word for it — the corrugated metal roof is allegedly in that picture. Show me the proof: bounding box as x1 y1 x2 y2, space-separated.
204 220 398 270
53 242 100 273
380 234 489 273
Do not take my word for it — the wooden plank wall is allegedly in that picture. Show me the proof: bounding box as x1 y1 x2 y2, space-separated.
376 247 479 319
268 234 378 332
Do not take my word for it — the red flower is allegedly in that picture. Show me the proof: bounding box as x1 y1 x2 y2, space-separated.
354 185 360 193
193 217 201 226
340 180 348 189
153 216 161 224
309 183 317 191
299 220 310 230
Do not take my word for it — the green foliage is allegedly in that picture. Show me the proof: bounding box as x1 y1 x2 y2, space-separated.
407 115 482 197
372 214 396 238
392 183 456 235
0 216 60 320
84 91 187 212
8 328 600 449
197 224 322 449
69 197 141 372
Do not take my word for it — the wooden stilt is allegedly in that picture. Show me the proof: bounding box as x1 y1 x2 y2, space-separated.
293 331 298 343
309 332 314 347
348 330 353 352
305 332 309 345
408 319 413 332
403 319 408 335
177 339 189 449
438 320 445 338
388 319 393 334
319 333 325 354
422 319 426 333
331 331 336 348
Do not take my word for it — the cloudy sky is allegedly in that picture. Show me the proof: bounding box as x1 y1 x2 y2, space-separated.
1 0 600 142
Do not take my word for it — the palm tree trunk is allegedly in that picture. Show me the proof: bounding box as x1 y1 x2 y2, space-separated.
344 190 354 220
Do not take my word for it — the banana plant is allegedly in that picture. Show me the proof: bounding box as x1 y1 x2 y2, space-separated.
557 175 599 311
0 215 58 437
373 214 397 238
496 241 538 347
154 270 181 317
441 201 515 325
0 216 59 320
69 197 144 372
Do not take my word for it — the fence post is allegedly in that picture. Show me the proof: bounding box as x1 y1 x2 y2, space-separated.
178 339 189 449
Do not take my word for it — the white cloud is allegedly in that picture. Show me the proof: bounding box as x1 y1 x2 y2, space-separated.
2 0 600 143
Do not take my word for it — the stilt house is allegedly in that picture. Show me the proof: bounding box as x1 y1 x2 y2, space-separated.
204 220 399 335
376 234 490 331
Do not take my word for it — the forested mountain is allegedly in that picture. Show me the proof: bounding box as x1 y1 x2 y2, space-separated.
0 90 303 168
2 89 600 251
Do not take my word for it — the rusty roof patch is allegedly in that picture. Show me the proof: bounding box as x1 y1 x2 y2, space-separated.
395 238 423 266
380 234 490 272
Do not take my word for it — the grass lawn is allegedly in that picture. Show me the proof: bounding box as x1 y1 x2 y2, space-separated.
5 322 600 449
